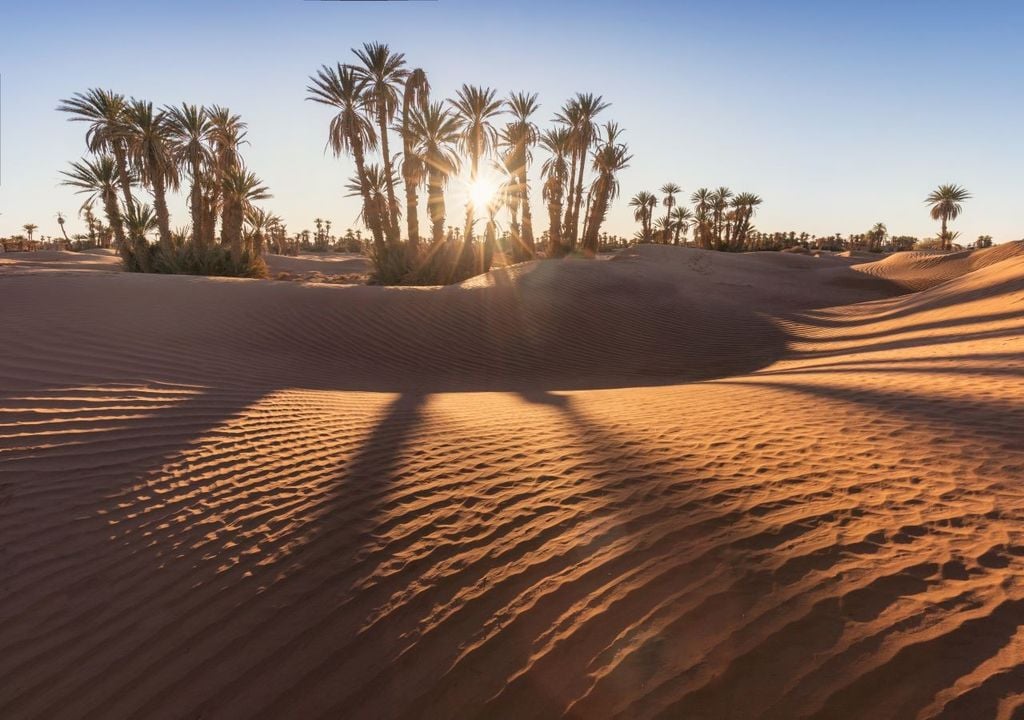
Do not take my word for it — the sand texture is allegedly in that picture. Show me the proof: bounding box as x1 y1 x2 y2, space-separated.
2 243 1023 719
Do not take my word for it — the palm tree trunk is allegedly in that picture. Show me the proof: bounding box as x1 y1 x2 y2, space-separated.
189 160 205 250
569 144 588 248
426 169 446 245
583 179 608 256
152 172 173 252
378 107 400 245
113 141 134 211
547 191 563 257
103 193 127 259
519 167 535 258
941 214 949 250
352 136 384 252
563 150 578 244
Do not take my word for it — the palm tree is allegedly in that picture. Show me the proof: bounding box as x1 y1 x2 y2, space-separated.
60 155 129 251
449 85 503 247
167 103 211 248
581 129 631 255
539 126 571 257
408 101 462 245
399 68 430 249
352 42 408 245
207 106 248 247
729 192 762 250
711 186 733 249
56 212 70 243
556 93 610 249
629 191 658 241
690 188 713 249
500 92 540 261
660 183 681 243
925 184 971 250
307 64 382 251
866 221 887 252
57 89 135 211
22 223 38 243
245 206 275 255
221 167 271 262
345 163 399 241
124 100 179 252
670 206 694 245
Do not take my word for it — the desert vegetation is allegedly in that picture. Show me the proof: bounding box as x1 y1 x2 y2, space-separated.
307 43 630 284
56 90 279 277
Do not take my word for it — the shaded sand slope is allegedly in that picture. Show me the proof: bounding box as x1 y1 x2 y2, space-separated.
0 246 902 392
1 246 1023 719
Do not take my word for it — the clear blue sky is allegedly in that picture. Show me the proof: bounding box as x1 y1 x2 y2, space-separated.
1 0 1022 242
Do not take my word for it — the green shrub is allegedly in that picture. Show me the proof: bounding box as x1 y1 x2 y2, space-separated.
122 242 268 278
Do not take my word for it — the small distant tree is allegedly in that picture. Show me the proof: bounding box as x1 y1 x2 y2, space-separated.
22 223 38 243
976 234 993 249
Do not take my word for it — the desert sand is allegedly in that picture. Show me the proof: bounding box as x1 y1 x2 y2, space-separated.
1 243 1023 719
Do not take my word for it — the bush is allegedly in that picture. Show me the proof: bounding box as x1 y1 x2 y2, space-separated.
123 242 268 278
367 239 487 286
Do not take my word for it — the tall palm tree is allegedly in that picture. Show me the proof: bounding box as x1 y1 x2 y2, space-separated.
207 106 248 247
167 103 211 248
925 184 971 250
399 68 430 249
408 101 462 245
629 191 658 241
500 91 540 261
22 223 38 243
449 84 503 246
539 126 571 257
670 206 694 245
556 93 610 249
60 155 129 251
710 186 733 250
306 63 382 250
729 192 762 250
57 89 135 211
581 131 631 255
124 100 179 252
221 167 271 262
660 182 681 243
352 42 408 245
690 188 713 248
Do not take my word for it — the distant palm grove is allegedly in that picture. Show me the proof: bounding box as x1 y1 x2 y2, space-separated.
44 45 986 281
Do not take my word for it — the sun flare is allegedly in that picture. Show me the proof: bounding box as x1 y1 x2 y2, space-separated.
468 178 498 208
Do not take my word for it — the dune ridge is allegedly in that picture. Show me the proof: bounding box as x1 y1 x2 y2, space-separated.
1 244 1023 718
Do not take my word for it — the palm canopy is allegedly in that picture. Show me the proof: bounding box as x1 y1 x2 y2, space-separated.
306 63 377 157
124 100 180 190
409 101 462 181
56 88 128 154
166 103 212 174
351 42 407 122
629 191 657 221
449 84 503 173
539 127 571 179
222 166 271 207
60 155 132 206
925 184 971 221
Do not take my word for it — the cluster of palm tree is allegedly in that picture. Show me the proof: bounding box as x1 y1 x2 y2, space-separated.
307 43 630 284
630 185 763 252
57 89 277 275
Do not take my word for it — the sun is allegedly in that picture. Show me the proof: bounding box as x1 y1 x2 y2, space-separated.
468 178 498 208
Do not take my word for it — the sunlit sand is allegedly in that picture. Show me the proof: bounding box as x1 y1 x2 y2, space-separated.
2 242 1023 717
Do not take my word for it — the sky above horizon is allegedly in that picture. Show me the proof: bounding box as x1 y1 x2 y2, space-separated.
1 0 1022 243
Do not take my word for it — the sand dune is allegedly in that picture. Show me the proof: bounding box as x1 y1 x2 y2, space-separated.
1 243 1023 718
